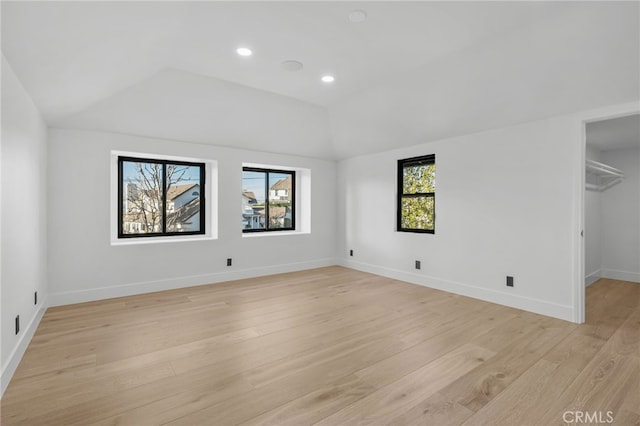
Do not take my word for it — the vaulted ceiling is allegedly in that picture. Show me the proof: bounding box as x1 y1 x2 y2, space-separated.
2 1 639 159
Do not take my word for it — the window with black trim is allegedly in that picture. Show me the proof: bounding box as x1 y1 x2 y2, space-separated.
242 167 295 232
118 156 205 238
397 154 436 233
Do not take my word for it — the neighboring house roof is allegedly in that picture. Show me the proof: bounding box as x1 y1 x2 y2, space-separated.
270 176 291 191
243 191 257 203
167 184 198 201
167 197 201 224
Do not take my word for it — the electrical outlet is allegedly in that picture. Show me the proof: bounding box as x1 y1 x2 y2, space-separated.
349 250 353 257
227 258 232 267
415 260 421 270
34 291 38 305
506 276 514 287
15 315 20 335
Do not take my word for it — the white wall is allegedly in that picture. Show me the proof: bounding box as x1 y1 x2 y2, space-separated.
601 147 640 282
585 145 603 285
47 129 337 305
338 115 580 321
1 55 49 396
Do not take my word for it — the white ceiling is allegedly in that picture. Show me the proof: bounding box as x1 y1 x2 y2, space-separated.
2 1 639 159
587 114 640 152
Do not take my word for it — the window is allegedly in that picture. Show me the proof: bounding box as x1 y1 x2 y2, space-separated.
397 154 436 233
118 156 205 238
242 167 295 232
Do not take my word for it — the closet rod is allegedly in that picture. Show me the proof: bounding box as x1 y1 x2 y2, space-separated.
586 159 624 178
585 159 624 192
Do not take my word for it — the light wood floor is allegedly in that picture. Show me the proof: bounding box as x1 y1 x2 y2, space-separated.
1 267 638 425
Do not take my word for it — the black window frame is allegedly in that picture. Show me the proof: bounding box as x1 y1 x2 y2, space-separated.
118 156 206 239
397 154 436 234
242 167 296 233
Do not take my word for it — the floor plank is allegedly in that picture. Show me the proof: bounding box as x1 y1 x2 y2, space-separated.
313 344 495 426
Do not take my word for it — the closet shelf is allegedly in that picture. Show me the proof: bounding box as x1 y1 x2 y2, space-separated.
586 159 624 192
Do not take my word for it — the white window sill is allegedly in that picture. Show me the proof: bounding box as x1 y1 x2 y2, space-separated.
111 235 217 246
242 230 309 238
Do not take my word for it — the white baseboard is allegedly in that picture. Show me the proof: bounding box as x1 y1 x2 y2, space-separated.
585 270 602 287
339 259 575 322
49 258 338 307
602 269 640 283
1 297 48 398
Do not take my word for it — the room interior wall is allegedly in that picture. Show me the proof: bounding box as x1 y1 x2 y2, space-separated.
338 114 580 321
585 145 603 285
1 55 49 396
601 146 640 282
47 128 337 306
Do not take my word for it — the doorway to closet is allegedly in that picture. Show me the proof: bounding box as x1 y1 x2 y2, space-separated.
584 113 639 320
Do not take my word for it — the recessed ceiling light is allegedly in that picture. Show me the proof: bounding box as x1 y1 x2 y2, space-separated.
348 10 367 23
321 75 335 83
236 47 253 57
281 60 303 72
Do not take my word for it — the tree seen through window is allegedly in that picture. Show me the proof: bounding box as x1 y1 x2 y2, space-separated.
397 155 435 233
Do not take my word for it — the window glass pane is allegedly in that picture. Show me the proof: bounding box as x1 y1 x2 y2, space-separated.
403 163 435 194
121 160 164 235
401 196 434 230
242 171 266 230
166 164 202 233
268 172 293 229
